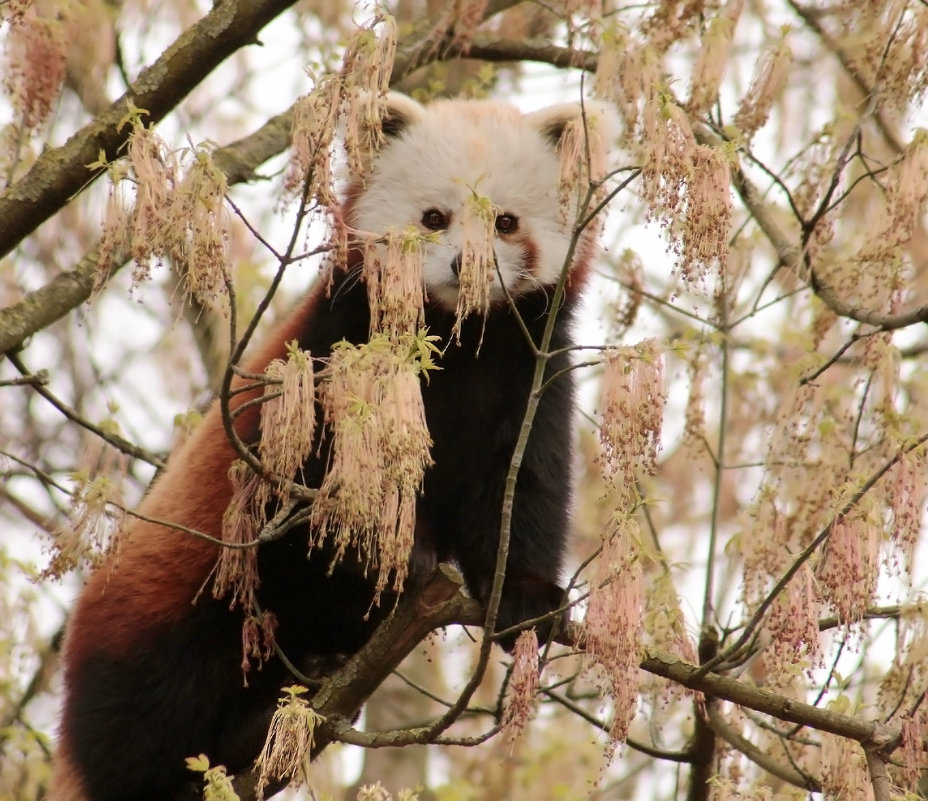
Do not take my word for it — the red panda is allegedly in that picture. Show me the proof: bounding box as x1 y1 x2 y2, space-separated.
48 92 613 801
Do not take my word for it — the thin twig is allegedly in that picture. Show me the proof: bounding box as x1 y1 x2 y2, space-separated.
697 432 928 679
7 351 165 469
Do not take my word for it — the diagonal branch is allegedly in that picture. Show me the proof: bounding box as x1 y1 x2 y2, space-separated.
706 705 821 792
225 564 479 801
697 125 928 331
0 108 295 358
0 0 300 260
786 0 905 154
642 649 899 750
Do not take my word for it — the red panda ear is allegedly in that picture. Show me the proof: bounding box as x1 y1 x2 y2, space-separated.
379 92 425 140
350 91 425 177
526 101 618 152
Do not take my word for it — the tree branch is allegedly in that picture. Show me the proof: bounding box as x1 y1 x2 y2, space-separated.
6 350 166 469
0 0 300 260
697 124 928 331
641 649 899 751
786 1 905 154
864 745 893 801
309 564 479 746
226 564 480 800
0 16 527 358
0 105 299 359
687 632 719 801
706 705 821 792
0 247 104 357
699 431 928 677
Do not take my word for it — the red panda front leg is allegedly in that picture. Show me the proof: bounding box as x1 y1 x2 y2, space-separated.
455 400 574 652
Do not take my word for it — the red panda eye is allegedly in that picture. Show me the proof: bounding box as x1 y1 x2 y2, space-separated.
422 209 448 231
495 213 518 235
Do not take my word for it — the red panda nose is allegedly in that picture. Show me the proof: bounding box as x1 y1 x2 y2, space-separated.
450 253 462 278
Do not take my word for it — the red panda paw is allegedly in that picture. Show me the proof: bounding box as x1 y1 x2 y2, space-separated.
494 576 568 653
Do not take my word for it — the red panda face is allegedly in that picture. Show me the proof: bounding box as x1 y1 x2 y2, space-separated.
348 94 610 312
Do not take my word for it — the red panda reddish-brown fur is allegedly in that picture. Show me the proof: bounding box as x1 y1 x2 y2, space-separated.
49 93 612 801
47 285 331 801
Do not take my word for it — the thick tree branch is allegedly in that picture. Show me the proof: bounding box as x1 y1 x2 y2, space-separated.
210 110 294 185
313 564 481 728
0 106 296 358
864 746 893 801
315 577 488 753
0 0 299 260
686 632 719 801
225 564 480 800
311 564 478 741
458 36 594 71
0 247 104 357
641 649 899 751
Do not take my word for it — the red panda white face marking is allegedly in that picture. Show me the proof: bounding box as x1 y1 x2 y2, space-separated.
349 94 606 312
